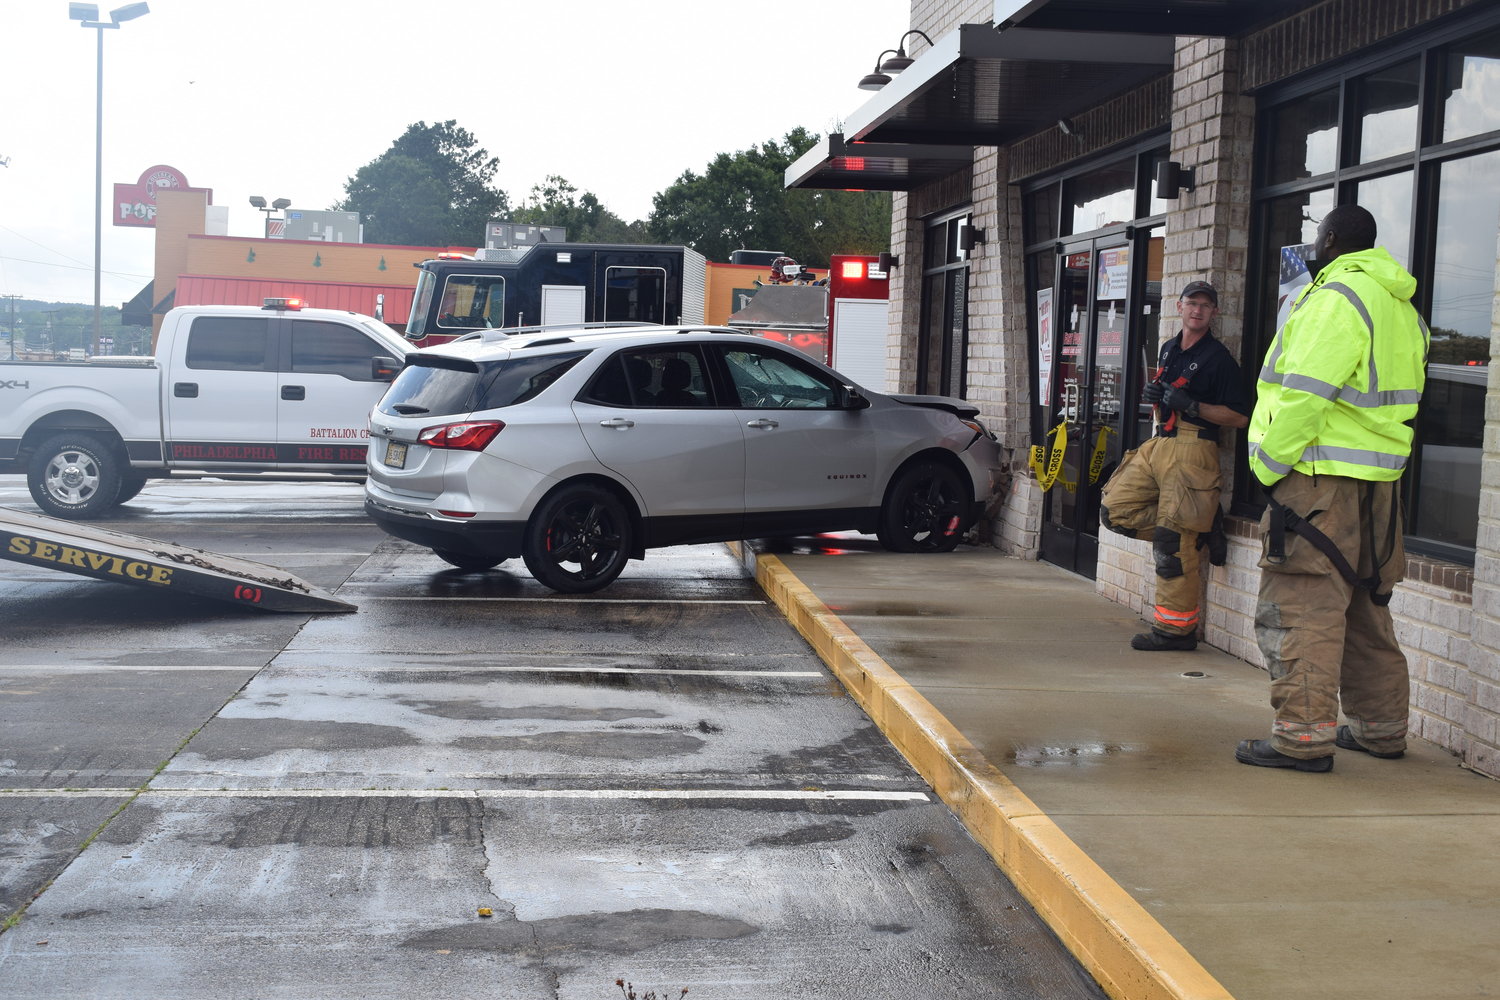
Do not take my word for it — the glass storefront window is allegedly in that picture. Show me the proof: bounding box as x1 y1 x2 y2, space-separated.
1066 161 1135 235
1143 150 1172 219
1430 152 1499 357
1412 149 1496 549
1441 27 1500 143
1354 170 1413 270
1025 185 1060 245
1356 59 1420 162
1264 87 1339 184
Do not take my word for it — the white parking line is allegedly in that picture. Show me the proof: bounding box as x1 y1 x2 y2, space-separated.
0 787 928 802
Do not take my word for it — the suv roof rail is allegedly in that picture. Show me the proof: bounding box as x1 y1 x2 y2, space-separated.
447 323 752 350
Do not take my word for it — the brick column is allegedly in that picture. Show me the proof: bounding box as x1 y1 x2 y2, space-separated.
1462 234 1500 779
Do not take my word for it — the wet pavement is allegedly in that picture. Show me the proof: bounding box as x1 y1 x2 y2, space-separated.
0 477 1105 999
741 537 1500 1000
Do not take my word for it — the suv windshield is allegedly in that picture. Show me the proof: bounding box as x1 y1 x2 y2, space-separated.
377 351 588 417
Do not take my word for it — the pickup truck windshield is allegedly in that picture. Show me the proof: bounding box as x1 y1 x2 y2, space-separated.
377 351 588 417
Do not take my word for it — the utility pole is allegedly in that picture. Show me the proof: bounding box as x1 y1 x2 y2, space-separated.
2 294 21 360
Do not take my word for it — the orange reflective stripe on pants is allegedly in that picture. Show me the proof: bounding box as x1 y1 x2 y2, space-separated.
1154 604 1200 630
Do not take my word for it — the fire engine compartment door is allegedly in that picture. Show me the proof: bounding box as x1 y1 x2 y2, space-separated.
831 298 891 393
541 285 586 327
0 505 356 613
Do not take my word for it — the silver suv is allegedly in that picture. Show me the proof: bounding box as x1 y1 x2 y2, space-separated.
364 325 1002 592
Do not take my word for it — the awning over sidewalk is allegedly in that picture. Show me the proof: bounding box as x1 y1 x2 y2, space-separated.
787 1 1311 192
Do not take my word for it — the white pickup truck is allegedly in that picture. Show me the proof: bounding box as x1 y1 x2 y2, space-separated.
0 298 410 519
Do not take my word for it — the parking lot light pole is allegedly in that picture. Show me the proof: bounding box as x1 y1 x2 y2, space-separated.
68 2 150 355
249 196 292 238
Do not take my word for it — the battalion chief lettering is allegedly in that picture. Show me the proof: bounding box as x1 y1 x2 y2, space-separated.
7 536 175 585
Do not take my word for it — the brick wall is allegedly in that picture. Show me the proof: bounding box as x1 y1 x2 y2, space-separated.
1099 34 1260 656
1241 0 1490 91
886 0 1499 773
1461 238 1500 774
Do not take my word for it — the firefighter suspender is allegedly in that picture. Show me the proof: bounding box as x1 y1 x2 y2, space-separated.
1265 482 1395 606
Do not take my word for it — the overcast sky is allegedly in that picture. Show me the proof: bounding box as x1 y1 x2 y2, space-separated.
0 0 911 307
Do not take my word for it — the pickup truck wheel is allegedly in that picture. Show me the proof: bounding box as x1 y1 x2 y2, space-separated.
522 484 632 593
433 549 507 571
876 461 967 553
116 472 149 504
28 433 123 520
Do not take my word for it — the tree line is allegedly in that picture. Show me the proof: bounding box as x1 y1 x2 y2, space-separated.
332 120 892 269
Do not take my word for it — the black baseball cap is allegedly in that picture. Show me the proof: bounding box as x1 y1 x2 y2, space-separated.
1179 280 1218 305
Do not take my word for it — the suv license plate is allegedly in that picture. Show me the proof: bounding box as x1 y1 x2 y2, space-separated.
383 441 408 468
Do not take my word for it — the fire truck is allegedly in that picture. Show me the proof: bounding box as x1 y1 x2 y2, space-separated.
402 243 706 343
726 253 893 392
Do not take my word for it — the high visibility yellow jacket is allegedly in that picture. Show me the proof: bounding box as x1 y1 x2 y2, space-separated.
1249 247 1429 486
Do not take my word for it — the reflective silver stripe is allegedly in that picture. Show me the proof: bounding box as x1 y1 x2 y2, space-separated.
1321 283 1373 335
1281 372 1341 401
1302 445 1409 471
1251 441 1407 474
1258 281 1421 409
1248 443 1294 475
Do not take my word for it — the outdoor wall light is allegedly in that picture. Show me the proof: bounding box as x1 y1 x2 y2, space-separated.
1156 160 1197 199
859 51 900 91
878 30 934 74
877 251 900 272
859 29 935 90
959 226 987 251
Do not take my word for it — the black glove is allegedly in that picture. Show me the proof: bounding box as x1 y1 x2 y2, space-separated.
1141 380 1166 404
1161 385 1201 420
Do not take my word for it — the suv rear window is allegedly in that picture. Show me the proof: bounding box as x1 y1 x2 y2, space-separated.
377 351 588 417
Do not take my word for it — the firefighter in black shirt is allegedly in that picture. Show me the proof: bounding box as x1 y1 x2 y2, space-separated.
1099 281 1252 651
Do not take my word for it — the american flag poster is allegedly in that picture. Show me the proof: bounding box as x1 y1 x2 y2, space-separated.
1275 243 1315 335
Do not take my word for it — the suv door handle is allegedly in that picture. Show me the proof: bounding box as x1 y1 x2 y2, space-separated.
598 417 635 429
173 382 198 398
746 418 779 429
281 385 306 400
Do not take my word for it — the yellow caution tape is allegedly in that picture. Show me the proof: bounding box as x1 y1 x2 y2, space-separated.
1029 421 1115 493
1028 418 1069 492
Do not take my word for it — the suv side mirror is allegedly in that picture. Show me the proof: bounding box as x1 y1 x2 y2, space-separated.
838 385 872 410
371 356 403 382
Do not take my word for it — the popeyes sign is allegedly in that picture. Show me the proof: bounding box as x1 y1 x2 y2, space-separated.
112 164 213 228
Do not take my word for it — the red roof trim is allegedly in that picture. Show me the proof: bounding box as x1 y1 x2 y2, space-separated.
174 275 416 325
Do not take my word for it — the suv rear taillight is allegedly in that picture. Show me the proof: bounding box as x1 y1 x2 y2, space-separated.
417 420 504 451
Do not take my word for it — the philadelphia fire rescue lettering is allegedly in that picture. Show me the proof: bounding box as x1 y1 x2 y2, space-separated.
171 443 276 461
7 536 174 585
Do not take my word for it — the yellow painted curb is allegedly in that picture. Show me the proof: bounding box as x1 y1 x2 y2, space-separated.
737 543 1235 1000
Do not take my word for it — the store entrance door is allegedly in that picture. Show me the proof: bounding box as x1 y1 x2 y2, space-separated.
1037 234 1153 577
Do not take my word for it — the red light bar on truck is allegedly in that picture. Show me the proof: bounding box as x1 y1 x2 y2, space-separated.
262 297 304 310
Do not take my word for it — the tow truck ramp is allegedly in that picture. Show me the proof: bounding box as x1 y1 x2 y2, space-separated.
0 505 356 613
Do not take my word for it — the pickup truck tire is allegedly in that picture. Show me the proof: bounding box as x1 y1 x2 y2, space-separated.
433 549 508 571
28 432 123 520
116 472 150 504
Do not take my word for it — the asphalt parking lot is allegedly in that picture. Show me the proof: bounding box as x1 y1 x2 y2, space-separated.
0 476 1106 999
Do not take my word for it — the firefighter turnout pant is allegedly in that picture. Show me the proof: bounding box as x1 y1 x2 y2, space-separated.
1099 424 1222 637
1255 472 1409 759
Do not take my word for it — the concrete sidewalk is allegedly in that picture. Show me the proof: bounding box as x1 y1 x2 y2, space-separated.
734 537 1500 1000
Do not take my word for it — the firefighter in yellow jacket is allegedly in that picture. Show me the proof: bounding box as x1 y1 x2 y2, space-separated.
1237 204 1428 773
1100 281 1251 651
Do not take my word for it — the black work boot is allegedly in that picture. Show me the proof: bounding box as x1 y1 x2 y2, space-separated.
1235 739 1334 772
1130 629 1197 651
1206 507 1228 566
1335 725 1405 759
